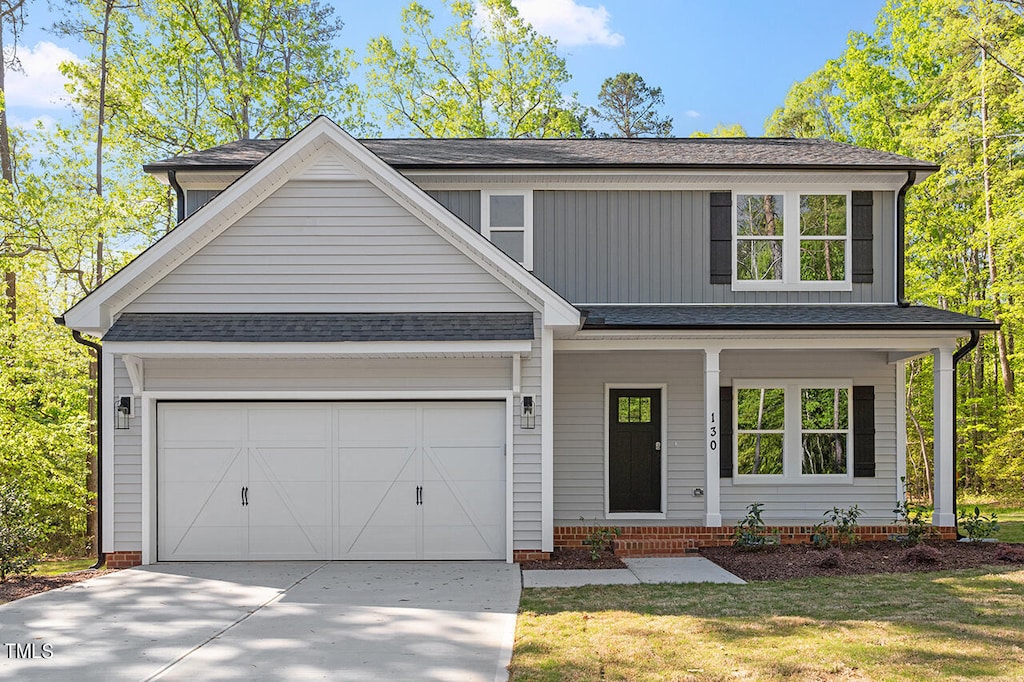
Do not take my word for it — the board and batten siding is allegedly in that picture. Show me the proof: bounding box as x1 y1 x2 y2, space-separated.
719 350 898 524
426 190 481 231
551 349 899 526
124 180 531 314
487 189 892 305
553 350 707 523
108 327 545 553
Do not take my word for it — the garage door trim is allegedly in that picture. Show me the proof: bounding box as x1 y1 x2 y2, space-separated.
140 390 515 564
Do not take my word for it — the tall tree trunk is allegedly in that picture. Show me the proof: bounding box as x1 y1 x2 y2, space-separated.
980 45 1015 395
0 14 17 321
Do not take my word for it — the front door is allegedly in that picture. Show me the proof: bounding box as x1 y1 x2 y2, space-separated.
608 388 662 513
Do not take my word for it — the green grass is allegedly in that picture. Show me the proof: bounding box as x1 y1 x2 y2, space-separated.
958 497 1024 543
511 567 1024 681
32 558 94 576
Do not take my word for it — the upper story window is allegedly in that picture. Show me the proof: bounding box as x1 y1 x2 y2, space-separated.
733 191 851 291
482 189 533 270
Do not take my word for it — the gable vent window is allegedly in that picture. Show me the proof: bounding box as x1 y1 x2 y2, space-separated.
482 190 533 270
732 190 853 291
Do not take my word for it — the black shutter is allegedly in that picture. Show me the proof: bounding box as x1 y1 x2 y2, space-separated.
852 191 873 283
719 386 734 478
710 191 732 284
853 385 875 477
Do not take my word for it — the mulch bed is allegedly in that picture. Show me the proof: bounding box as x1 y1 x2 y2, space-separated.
0 569 119 605
520 548 627 570
701 541 1024 581
520 542 1024 580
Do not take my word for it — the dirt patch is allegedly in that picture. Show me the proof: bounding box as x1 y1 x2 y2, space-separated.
0 569 119 605
520 548 627 570
700 540 1024 582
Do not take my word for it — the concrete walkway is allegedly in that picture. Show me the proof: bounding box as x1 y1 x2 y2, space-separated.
0 562 520 682
522 556 745 588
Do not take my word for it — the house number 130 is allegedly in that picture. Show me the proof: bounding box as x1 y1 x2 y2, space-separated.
708 411 717 450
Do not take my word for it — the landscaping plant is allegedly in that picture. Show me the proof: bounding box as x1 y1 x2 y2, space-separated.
0 482 45 582
580 517 621 561
958 506 1000 542
733 502 775 549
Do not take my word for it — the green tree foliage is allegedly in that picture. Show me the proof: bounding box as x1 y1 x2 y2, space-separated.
767 0 1024 501
588 72 673 138
364 0 582 138
0 480 45 581
690 123 748 138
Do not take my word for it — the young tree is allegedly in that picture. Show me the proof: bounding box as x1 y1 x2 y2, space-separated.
690 123 748 138
587 72 673 138
364 0 582 138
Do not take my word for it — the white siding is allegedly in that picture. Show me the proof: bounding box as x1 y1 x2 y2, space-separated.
111 358 142 550
109 333 547 553
123 180 531 314
720 350 898 524
553 351 706 523
552 349 900 526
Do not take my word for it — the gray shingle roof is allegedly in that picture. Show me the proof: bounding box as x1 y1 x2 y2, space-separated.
143 136 937 173
104 313 535 342
580 305 997 331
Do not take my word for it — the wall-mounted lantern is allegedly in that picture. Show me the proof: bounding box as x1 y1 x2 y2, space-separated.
115 395 134 430
520 394 536 429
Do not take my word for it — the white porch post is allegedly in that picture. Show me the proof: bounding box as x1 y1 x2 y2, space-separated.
932 347 955 528
541 326 554 552
704 347 723 526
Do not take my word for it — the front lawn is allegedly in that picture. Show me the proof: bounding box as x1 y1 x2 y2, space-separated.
511 567 1024 681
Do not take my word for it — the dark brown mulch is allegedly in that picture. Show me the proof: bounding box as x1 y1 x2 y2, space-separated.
700 540 1024 582
520 548 627 570
0 569 119 605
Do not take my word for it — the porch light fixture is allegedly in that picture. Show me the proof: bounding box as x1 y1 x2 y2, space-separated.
115 395 134 430
520 395 536 429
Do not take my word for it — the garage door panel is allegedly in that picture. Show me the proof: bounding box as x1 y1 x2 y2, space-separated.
247 406 331 443
159 400 506 561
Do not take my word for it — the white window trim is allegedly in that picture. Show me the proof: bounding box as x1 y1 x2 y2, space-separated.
481 189 534 270
731 189 852 292
732 380 854 484
603 383 668 519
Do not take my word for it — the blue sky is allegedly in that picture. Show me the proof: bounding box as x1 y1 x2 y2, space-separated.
10 0 885 137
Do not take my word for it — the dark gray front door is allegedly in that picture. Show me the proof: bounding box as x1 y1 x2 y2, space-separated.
608 388 662 513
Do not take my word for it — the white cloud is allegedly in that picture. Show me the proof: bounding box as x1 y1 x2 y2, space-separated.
4 41 81 110
513 0 625 47
684 110 701 119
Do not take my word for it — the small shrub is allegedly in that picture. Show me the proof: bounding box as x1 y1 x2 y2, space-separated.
958 506 999 542
579 517 620 561
733 503 776 549
0 483 45 582
901 543 942 565
811 521 833 549
817 547 843 568
994 544 1024 563
893 500 938 546
826 505 862 546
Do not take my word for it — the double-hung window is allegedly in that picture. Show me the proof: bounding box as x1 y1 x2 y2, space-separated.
482 190 533 270
733 191 851 290
734 382 853 481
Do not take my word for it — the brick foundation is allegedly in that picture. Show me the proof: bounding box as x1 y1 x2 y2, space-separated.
533 524 960 559
104 551 143 568
513 550 551 562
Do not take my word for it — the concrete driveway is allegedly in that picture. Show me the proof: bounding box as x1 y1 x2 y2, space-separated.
0 562 521 681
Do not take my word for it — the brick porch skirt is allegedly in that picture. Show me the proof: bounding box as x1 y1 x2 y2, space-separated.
104 551 143 568
535 524 960 558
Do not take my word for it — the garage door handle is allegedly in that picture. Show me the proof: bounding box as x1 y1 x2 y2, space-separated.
416 485 422 505
241 486 248 506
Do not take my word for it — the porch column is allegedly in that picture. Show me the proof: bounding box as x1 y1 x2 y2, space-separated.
541 326 554 552
932 347 955 528
704 347 722 526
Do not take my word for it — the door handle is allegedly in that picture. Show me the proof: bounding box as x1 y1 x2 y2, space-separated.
241 486 248 506
415 485 423 505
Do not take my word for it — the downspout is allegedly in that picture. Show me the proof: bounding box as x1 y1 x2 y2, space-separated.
55 316 105 569
951 329 981 539
896 170 917 307
168 170 185 224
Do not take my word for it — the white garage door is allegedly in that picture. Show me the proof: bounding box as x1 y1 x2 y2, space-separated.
157 401 506 561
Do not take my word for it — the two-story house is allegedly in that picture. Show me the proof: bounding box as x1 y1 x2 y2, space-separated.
60 118 995 566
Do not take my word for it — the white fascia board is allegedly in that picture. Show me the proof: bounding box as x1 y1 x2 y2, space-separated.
320 127 579 328
405 170 916 192
103 339 533 357
63 124 336 333
556 330 972 353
